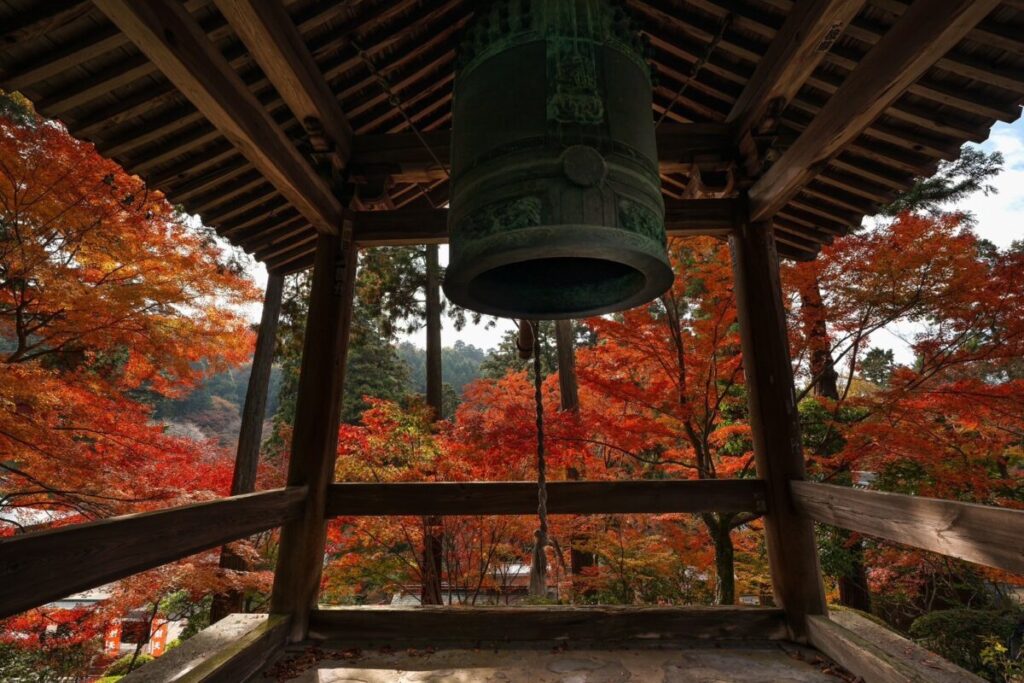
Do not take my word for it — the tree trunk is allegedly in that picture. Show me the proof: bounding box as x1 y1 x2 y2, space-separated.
555 321 594 598
799 276 871 613
554 320 578 413
837 535 872 612
798 277 839 399
421 245 444 605
702 513 735 605
211 274 283 624
425 245 443 416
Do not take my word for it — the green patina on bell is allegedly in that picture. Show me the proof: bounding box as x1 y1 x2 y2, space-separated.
444 0 673 319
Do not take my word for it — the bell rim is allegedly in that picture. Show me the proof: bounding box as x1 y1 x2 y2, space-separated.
443 225 674 320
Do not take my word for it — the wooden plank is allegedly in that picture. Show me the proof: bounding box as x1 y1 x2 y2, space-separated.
326 480 766 517
270 229 358 641
353 208 449 246
791 481 1024 574
727 0 867 135
730 217 827 639
748 0 1001 221
121 613 290 683
93 0 343 235
214 0 353 165
808 612 985 683
665 198 740 235
309 606 788 643
0 487 306 619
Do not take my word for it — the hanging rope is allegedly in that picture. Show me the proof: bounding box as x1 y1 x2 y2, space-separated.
528 320 549 598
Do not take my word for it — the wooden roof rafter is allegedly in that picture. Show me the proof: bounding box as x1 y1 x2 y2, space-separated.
748 0 1005 222
1 0 1020 269
94 0 343 235
214 0 353 167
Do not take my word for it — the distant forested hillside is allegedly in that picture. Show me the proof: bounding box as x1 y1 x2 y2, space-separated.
151 364 282 446
398 340 487 398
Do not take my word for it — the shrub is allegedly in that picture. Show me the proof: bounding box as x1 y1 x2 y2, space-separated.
910 609 1019 677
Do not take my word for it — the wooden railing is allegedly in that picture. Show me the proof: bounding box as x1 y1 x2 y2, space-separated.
0 479 766 620
0 486 306 618
326 479 767 516
3 477 1020 627
790 481 1024 575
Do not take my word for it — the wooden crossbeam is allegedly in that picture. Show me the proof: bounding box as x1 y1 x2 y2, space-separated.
747 0 1001 221
341 199 739 247
270 198 743 274
349 123 735 184
326 479 766 517
727 0 866 138
791 481 1024 575
0 487 307 619
214 0 353 166
309 606 788 643
94 0 343 235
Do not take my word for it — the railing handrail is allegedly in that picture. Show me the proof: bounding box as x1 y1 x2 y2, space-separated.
326 479 768 517
791 481 1024 575
0 486 307 619
4 477 1020 622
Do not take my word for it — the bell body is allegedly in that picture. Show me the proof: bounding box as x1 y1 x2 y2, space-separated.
444 0 673 319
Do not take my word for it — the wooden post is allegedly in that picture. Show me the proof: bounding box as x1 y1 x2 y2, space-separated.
211 273 285 623
270 229 356 641
421 244 444 605
729 210 827 640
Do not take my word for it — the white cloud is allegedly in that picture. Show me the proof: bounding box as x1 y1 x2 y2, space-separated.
968 118 1024 248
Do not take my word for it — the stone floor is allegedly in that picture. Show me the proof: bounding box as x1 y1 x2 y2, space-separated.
260 643 849 682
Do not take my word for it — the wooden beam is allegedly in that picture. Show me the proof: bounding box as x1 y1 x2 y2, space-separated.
345 199 740 247
326 480 767 517
214 0 353 165
94 0 343 235
791 481 1024 575
309 606 788 644
748 0 1001 221
730 215 827 639
270 229 357 641
263 240 317 273
0 487 306 619
727 0 866 136
348 123 734 184
808 611 985 683
352 208 449 246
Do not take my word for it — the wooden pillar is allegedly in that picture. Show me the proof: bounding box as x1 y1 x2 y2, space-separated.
729 212 826 640
232 273 285 494
270 229 356 641
421 244 444 605
211 273 285 623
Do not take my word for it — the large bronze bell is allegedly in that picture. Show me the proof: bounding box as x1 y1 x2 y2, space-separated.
444 0 673 320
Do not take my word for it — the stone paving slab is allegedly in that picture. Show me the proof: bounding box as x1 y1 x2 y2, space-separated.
262 643 846 682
